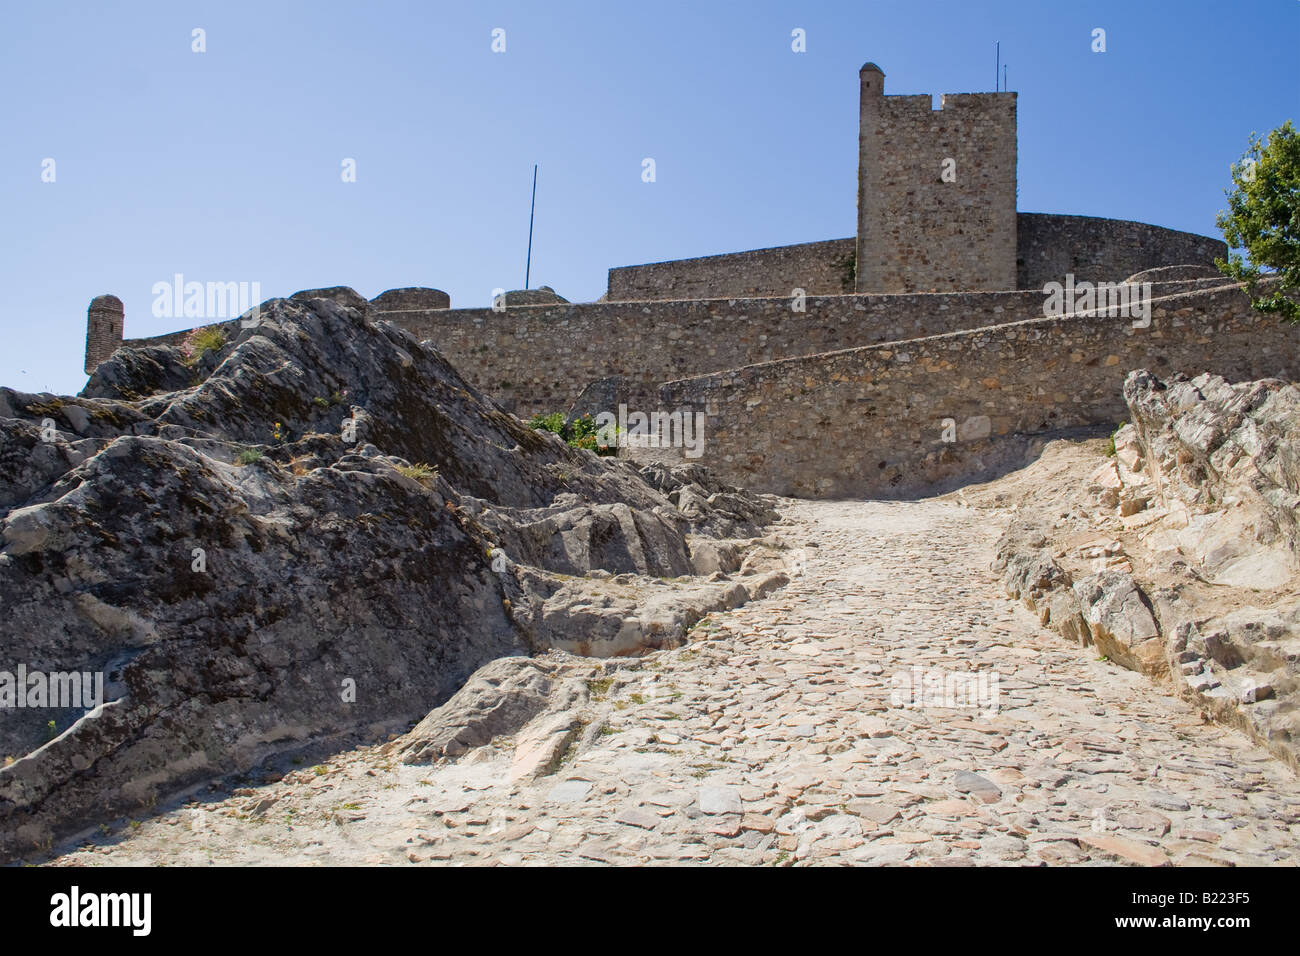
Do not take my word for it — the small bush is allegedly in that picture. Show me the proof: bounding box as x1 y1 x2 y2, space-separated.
180 326 228 366
527 412 566 434
527 412 617 456
236 447 264 466
312 390 348 408
833 252 856 291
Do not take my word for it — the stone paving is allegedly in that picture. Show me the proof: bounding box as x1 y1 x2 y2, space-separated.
49 498 1300 866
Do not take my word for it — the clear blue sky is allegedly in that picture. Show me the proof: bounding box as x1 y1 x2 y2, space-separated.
2 0 1296 394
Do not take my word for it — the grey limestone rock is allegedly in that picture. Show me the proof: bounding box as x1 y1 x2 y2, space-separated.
0 295 781 858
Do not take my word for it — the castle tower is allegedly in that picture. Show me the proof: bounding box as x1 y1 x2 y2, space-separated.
84 294 124 374
855 63 1017 293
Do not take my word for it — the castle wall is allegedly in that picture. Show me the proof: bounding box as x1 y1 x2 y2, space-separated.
656 285 1296 499
601 214 1227 301
856 66 1018 293
1017 213 1227 290
606 238 856 301
126 328 195 349
371 290 1051 419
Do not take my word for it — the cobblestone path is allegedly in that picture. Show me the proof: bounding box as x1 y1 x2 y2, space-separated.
51 499 1300 866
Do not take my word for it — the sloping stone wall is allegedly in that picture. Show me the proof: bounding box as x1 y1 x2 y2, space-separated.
656 286 1299 499
374 290 1053 417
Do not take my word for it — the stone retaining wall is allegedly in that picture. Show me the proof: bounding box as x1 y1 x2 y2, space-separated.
372 289 1054 417
655 286 1298 498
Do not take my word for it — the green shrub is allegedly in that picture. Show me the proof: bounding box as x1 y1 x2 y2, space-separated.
180 326 228 366
1216 120 1300 322
833 252 856 291
236 447 264 465
313 391 348 408
527 412 566 434
527 412 617 456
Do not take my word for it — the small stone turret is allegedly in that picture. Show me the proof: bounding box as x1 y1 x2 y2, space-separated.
84 294 124 375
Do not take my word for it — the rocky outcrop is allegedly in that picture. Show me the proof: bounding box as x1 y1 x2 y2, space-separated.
638 462 779 539
385 656 587 767
1122 370 1300 586
996 525 1156 667
994 369 1300 770
0 295 783 859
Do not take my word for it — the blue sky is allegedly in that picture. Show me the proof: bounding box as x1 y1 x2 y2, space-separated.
2 0 1296 394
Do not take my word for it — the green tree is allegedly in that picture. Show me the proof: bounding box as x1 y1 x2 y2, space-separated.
1216 120 1300 322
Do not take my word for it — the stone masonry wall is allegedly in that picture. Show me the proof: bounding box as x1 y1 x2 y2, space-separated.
856 65 1018 293
606 239 856 302
115 281 1244 430
1018 213 1227 290
656 285 1298 499
599 215 1226 302
371 290 1056 418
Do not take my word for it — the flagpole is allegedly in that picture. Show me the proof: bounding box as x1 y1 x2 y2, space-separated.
525 164 538 289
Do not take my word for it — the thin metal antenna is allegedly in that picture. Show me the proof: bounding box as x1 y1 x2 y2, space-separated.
1004 64 1007 92
996 41 1000 91
524 164 538 289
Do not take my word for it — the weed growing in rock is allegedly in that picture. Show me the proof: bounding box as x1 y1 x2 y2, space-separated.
179 326 227 366
312 390 348 408
396 462 438 485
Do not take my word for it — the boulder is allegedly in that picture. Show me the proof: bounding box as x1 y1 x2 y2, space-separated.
1123 370 1300 584
1072 570 1164 675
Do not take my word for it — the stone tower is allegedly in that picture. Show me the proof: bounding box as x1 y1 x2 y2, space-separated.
84 294 124 374
855 63 1017 293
